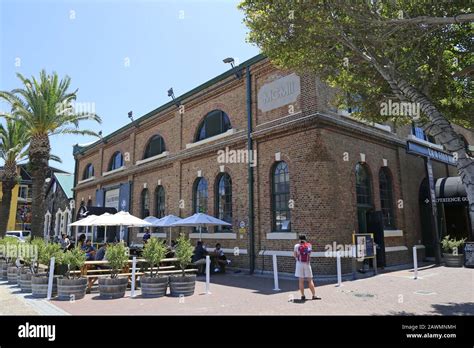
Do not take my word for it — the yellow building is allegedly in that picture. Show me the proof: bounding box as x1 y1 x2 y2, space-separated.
0 182 19 231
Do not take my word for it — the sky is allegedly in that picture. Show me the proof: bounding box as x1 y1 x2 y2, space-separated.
0 0 260 172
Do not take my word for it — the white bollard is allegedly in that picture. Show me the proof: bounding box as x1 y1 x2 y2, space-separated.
413 246 418 280
205 255 211 294
272 254 281 291
131 256 137 298
47 257 55 301
336 251 342 287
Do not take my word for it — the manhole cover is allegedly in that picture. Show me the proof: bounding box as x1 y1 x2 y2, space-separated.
354 293 375 298
414 290 437 295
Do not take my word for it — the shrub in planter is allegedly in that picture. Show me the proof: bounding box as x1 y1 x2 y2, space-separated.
2 236 20 284
169 234 196 297
17 239 42 292
441 235 466 267
141 238 168 298
99 242 129 299
31 241 62 298
57 247 87 301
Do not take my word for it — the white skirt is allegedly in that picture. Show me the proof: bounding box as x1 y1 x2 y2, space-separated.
295 261 313 278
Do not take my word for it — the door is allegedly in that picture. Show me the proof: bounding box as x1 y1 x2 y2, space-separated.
367 211 386 268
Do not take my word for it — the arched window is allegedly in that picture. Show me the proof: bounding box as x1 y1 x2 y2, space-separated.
83 164 94 179
379 168 395 229
195 110 231 142
215 173 232 231
355 163 373 233
193 177 208 214
272 161 291 232
144 135 166 159
141 189 150 218
109 152 124 171
155 186 166 218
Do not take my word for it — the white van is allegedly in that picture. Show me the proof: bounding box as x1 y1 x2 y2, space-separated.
5 230 31 241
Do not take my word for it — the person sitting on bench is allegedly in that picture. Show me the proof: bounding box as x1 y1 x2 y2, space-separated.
191 241 208 274
81 239 96 261
213 243 230 273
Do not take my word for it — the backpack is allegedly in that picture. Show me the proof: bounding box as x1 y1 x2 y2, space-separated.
298 242 311 263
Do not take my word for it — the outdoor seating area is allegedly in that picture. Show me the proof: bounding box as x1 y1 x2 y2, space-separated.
0 210 232 301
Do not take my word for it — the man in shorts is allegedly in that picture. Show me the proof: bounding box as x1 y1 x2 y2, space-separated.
294 235 321 302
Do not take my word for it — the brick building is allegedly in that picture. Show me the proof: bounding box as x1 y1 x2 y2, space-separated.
72 55 473 275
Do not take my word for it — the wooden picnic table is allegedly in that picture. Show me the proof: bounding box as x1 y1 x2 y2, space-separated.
79 258 181 292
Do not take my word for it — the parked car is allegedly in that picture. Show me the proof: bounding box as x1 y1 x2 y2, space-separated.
6 230 30 242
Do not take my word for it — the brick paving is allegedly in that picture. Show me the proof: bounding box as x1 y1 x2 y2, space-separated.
52 265 474 315
1 265 472 315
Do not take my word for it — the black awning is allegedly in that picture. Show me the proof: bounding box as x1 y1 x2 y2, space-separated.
435 177 468 203
81 206 117 218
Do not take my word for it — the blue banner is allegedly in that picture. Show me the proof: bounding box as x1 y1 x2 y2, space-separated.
95 189 105 207
407 141 456 166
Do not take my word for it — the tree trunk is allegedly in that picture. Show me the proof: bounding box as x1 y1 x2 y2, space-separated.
29 134 51 239
394 78 474 239
0 161 18 237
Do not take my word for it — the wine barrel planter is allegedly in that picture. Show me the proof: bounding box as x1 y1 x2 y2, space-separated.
443 253 464 267
7 266 18 284
0 262 8 280
141 276 168 298
31 275 58 298
169 275 196 297
57 277 87 301
19 272 32 293
99 277 128 299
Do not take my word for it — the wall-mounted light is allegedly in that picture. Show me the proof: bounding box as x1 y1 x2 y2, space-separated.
128 111 139 128
223 57 242 79
99 130 107 144
168 88 181 107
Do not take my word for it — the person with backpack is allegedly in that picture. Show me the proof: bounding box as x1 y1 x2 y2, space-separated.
294 235 321 301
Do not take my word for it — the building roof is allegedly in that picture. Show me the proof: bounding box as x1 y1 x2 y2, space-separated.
54 173 74 199
74 53 267 156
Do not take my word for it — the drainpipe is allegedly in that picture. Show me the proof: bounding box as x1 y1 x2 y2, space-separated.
73 153 79 221
246 67 255 274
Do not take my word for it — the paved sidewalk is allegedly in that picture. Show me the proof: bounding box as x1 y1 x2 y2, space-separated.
41 265 473 316
0 281 69 315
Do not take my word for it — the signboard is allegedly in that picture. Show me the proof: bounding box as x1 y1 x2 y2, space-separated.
464 242 474 268
406 141 456 166
352 233 375 259
257 73 301 112
104 188 120 210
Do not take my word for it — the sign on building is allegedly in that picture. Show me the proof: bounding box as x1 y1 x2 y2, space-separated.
257 73 301 112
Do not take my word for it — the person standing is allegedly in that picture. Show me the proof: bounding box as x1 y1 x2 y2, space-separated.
294 235 321 301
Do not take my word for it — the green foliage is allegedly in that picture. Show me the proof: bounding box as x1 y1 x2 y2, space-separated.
59 247 86 279
38 242 62 276
239 1 473 128
2 236 19 263
142 238 167 277
105 242 128 279
174 234 194 276
441 235 466 254
25 238 44 273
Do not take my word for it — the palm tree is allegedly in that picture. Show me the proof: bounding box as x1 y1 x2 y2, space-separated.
0 70 101 238
0 119 29 237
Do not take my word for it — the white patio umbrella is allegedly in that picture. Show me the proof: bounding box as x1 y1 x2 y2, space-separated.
155 215 182 245
91 213 117 243
143 216 161 225
69 214 99 245
113 211 153 243
170 213 231 241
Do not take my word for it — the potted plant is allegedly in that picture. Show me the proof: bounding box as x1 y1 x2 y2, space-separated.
169 234 196 297
141 238 168 298
17 238 41 292
99 242 129 299
57 247 87 300
0 237 8 280
31 241 62 298
441 235 466 267
4 236 20 284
